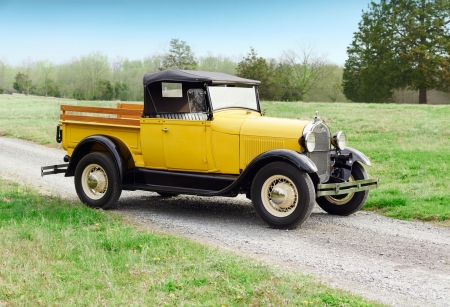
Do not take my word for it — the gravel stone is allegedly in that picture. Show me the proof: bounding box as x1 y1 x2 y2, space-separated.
1 137 449 307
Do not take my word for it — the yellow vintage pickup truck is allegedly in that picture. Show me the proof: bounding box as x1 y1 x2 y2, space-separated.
42 69 378 229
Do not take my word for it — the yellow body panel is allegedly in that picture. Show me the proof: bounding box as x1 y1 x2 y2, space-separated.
61 108 309 176
162 119 209 171
61 121 142 165
212 131 240 174
211 110 308 173
240 116 309 139
140 118 166 169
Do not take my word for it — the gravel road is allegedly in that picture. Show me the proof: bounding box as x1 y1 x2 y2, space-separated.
1 137 449 307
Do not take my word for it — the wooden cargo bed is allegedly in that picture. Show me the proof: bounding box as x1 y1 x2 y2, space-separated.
60 103 143 126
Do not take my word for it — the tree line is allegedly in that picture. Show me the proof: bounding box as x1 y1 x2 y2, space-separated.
0 38 344 103
3 0 449 105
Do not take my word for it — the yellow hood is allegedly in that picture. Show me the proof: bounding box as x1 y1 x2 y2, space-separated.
240 116 309 139
212 110 310 139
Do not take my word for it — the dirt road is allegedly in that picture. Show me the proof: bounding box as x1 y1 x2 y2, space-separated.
1 137 449 307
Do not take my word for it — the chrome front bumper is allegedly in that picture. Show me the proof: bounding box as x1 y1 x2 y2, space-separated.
316 177 379 197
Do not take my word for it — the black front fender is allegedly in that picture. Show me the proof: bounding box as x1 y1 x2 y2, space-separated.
331 147 372 181
341 147 372 166
65 135 124 179
222 149 318 195
246 149 318 174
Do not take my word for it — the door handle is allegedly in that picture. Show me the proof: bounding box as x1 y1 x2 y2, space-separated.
162 128 169 132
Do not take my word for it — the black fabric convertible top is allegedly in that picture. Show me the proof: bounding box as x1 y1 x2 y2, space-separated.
143 69 261 86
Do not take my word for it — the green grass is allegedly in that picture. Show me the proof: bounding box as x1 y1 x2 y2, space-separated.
0 94 121 145
0 94 449 224
0 178 383 306
261 101 450 224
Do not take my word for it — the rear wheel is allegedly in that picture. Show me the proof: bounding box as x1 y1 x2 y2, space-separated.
251 162 315 229
75 152 122 209
316 162 369 215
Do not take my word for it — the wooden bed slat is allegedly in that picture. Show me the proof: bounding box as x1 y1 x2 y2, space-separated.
117 103 143 110
60 105 142 116
60 114 140 126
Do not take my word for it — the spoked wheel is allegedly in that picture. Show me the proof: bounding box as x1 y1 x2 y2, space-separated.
75 152 122 209
316 162 369 215
251 162 315 229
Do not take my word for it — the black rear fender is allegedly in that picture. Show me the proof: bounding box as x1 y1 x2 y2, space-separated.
65 135 133 180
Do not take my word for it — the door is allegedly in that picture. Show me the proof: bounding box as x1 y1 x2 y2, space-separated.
162 119 208 171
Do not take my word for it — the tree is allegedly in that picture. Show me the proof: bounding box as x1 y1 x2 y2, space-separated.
160 39 198 70
343 0 450 103
0 58 9 92
13 72 33 94
78 53 111 99
198 53 237 74
35 61 54 96
276 46 331 101
236 48 277 100
20 58 35 95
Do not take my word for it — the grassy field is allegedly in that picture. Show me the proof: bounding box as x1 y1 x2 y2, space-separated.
0 178 382 306
0 94 449 224
262 101 450 225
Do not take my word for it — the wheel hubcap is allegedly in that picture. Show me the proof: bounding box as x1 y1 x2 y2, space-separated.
261 175 298 217
81 164 108 200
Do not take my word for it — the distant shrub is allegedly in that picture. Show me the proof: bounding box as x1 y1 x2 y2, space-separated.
0 88 3 94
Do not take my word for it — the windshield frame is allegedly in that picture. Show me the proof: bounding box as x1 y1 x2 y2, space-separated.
206 84 261 114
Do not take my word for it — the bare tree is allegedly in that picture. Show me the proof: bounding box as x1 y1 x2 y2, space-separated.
78 53 110 99
21 57 35 94
35 61 54 96
0 57 8 92
279 45 331 100
198 52 237 74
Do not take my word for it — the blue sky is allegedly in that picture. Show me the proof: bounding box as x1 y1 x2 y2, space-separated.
0 0 372 66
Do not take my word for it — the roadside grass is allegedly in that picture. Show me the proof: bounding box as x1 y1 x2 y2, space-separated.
262 101 450 224
0 178 382 307
0 94 448 224
0 94 122 145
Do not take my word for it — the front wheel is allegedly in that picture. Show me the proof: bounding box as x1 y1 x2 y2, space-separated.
251 162 315 229
316 162 369 215
74 152 122 209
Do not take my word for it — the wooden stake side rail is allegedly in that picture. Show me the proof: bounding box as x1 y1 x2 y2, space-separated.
117 103 143 119
117 103 144 110
60 104 142 126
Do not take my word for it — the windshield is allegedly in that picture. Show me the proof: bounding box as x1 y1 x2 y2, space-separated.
208 86 258 111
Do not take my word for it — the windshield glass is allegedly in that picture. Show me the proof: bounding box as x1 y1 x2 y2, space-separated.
208 86 258 111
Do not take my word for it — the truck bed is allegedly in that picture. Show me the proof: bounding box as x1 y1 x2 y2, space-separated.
60 103 146 167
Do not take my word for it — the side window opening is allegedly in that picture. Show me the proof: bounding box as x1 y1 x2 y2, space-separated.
162 82 182 97
187 89 206 113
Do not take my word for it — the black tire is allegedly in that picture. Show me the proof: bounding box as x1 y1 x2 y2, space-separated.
251 162 315 229
316 162 369 215
156 192 179 198
74 152 122 209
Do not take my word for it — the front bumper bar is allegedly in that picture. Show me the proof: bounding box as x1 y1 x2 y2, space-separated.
41 164 69 177
316 177 379 197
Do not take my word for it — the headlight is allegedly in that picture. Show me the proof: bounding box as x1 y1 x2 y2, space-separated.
301 131 316 152
331 131 347 150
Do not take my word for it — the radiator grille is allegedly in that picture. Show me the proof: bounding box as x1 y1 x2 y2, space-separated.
307 123 331 182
